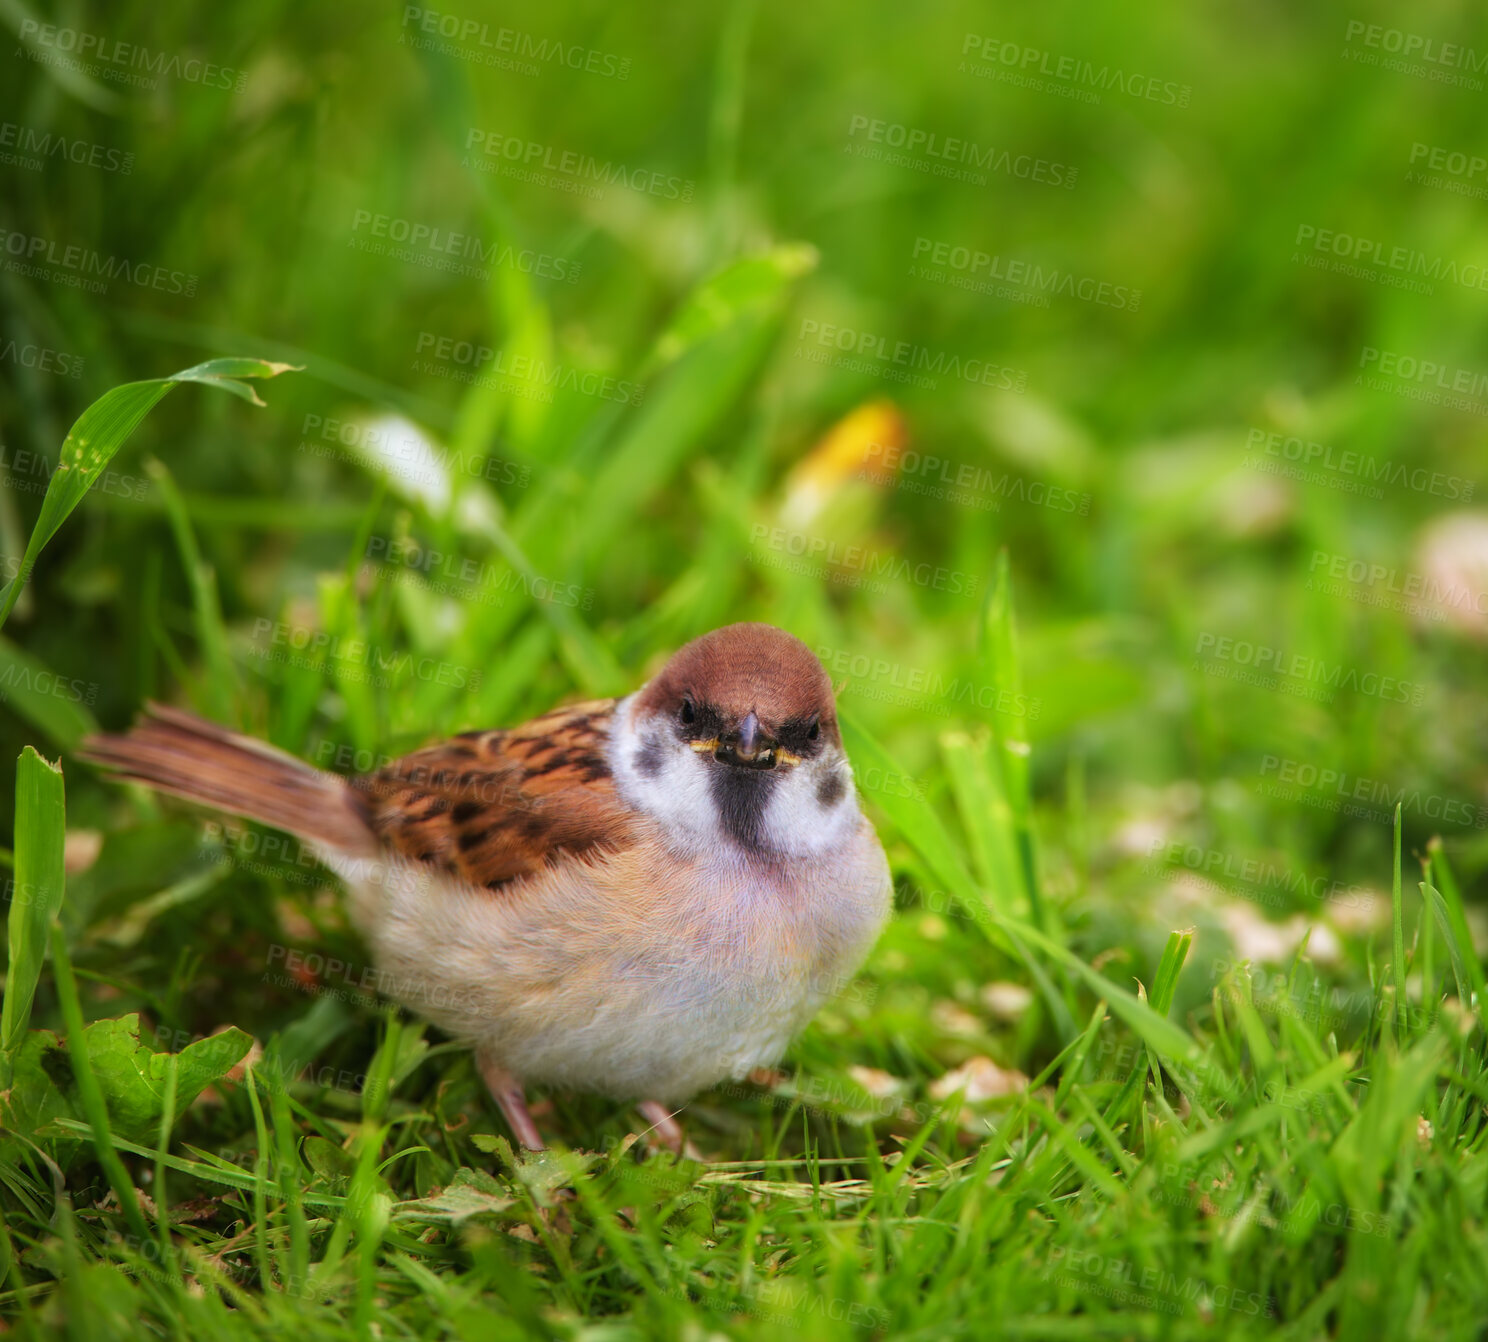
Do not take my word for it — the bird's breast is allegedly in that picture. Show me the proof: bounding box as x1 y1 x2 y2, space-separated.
337 812 890 1099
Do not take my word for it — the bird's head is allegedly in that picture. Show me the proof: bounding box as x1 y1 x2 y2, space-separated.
614 623 857 858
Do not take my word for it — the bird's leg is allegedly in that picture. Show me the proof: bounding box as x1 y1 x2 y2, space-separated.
636 1100 700 1159
476 1050 545 1151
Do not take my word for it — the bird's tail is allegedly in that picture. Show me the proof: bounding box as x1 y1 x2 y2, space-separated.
79 703 377 856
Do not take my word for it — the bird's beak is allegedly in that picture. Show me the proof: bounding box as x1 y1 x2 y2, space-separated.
715 711 778 769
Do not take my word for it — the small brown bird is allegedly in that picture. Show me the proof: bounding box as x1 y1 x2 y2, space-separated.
81 623 891 1151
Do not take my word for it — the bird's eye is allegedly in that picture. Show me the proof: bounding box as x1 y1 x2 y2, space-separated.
680 698 696 726
808 716 820 741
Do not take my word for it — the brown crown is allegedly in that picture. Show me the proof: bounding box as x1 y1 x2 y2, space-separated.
635 623 839 743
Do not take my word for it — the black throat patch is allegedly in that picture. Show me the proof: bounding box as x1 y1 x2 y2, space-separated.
710 765 778 851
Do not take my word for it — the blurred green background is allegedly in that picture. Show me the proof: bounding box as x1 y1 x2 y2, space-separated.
7 3 1488 1334
2 0 1487 1054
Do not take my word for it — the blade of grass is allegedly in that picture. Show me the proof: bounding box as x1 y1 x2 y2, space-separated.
981 549 1045 933
469 515 626 696
1423 882 1475 1028
1392 803 1406 1047
152 1052 178 1274
148 458 238 723
703 0 757 264
1143 928 1195 1100
44 1118 347 1209
1426 839 1484 1006
242 1058 275 1295
48 923 153 1247
0 747 66 1086
0 1216 37 1333
1150 928 1195 1015
0 357 299 631
1418 853 1436 1018
265 1046 312 1297
644 244 816 378
939 729 1021 914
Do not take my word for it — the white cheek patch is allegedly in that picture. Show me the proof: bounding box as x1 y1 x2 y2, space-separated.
610 696 723 853
760 752 859 858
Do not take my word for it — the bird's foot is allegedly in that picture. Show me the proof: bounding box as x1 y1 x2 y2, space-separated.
476 1051 545 1150
636 1100 702 1160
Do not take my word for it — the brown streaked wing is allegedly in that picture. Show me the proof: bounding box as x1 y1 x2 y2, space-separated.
350 699 635 891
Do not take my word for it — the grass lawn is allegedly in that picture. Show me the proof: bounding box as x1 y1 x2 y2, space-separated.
2 2 1488 1337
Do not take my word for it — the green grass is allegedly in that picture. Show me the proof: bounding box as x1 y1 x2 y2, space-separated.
3 0 1488 1336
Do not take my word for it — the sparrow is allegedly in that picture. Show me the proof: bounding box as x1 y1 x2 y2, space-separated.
80 623 892 1152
